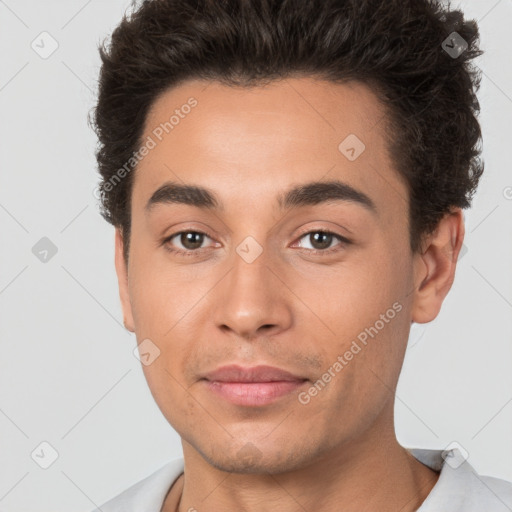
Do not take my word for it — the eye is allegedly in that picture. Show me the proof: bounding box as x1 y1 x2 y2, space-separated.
294 230 351 255
162 228 351 257
163 230 216 255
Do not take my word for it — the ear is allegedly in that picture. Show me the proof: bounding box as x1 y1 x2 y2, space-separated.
114 228 135 332
411 208 465 324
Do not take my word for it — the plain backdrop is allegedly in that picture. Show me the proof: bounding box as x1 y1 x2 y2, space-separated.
0 0 511 510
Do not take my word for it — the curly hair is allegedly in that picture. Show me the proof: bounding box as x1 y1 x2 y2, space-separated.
90 0 483 261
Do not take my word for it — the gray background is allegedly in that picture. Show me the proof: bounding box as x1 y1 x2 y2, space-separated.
0 0 511 510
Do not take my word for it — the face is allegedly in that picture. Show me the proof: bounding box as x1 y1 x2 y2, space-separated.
115 77 443 474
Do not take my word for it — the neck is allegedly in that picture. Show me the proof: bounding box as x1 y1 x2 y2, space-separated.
163 408 439 512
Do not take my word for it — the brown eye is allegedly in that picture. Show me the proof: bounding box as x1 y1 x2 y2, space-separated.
297 230 346 252
178 232 205 250
308 231 335 250
164 230 214 254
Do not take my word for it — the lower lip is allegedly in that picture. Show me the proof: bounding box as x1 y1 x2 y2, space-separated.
203 380 307 406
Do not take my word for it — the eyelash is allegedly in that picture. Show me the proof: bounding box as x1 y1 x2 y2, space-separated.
161 229 351 257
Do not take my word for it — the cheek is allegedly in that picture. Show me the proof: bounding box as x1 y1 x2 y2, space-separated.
127 251 204 338
297 308 409 436
140 357 202 433
289 256 397 339
290 250 410 395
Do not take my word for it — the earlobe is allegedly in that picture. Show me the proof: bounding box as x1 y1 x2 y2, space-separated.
114 228 135 332
411 208 465 324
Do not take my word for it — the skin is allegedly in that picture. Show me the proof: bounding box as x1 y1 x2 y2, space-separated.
114 77 465 512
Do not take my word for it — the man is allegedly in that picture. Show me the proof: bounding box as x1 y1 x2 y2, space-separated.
89 0 512 510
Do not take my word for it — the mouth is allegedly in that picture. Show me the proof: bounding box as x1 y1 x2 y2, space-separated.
200 364 308 406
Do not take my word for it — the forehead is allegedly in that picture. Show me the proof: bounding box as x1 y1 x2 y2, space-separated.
133 77 408 224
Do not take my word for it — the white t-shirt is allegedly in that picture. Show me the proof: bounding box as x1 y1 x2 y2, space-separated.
88 447 512 512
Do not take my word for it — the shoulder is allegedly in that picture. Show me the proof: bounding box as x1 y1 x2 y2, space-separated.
86 457 184 512
409 447 512 512
465 473 512 510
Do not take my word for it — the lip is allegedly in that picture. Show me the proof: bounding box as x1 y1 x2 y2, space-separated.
201 365 308 406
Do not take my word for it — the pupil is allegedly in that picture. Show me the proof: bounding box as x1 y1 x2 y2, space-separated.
311 232 331 250
182 232 203 249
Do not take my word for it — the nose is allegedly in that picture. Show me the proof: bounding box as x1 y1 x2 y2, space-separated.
211 244 293 340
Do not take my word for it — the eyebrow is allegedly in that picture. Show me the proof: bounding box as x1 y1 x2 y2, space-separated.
145 179 377 215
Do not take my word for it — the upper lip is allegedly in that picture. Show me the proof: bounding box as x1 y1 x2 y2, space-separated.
201 365 306 383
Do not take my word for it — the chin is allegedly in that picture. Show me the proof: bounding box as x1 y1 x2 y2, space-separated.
196 440 317 475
